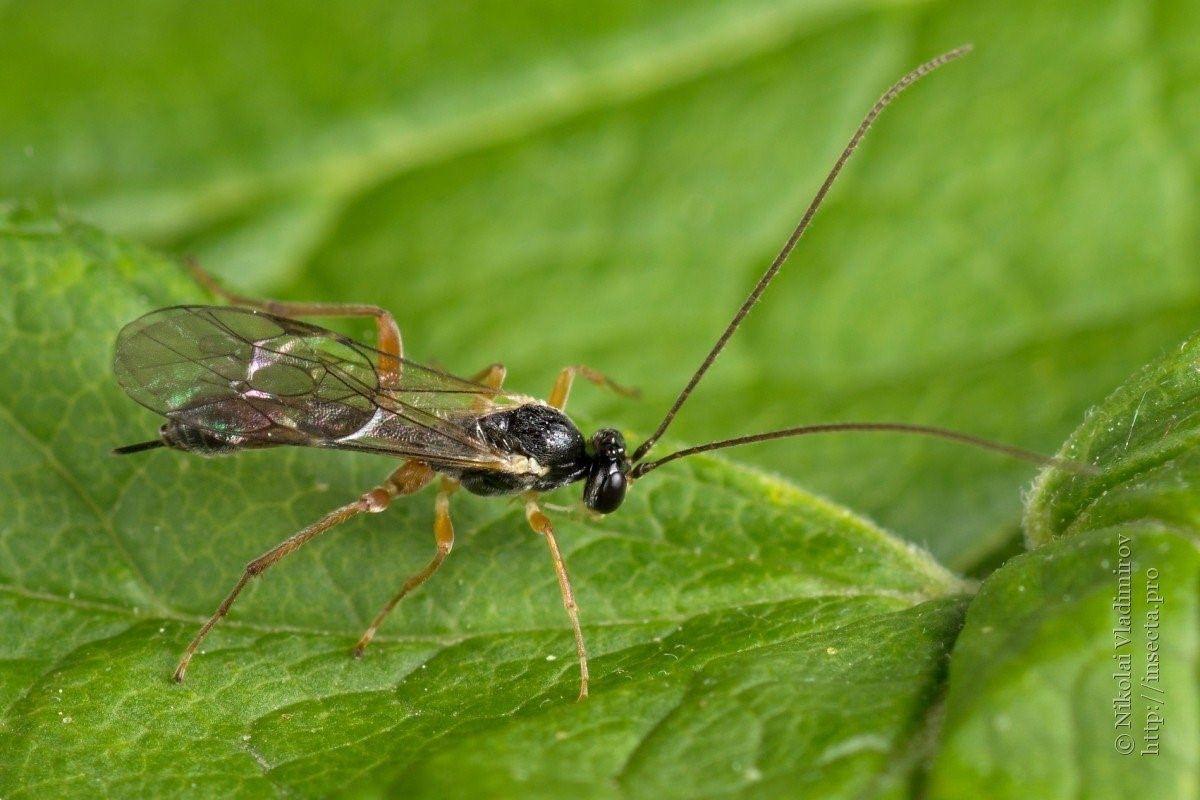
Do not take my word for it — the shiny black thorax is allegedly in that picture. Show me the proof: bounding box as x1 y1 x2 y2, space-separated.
449 403 592 496
444 404 630 514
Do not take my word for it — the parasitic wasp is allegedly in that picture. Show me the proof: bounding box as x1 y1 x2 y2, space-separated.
113 45 1087 700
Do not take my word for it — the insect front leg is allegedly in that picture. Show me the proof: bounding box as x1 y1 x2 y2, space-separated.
354 477 459 656
183 258 404 388
548 365 638 411
173 460 435 683
524 498 589 700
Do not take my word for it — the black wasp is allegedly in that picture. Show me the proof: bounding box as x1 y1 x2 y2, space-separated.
112 45 1079 700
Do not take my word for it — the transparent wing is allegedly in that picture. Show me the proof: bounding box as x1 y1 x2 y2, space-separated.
113 305 513 468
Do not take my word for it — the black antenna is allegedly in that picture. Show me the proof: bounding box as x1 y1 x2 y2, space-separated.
630 422 1099 478
113 440 165 455
631 45 973 464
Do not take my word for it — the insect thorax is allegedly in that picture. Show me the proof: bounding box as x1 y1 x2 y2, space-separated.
449 403 592 496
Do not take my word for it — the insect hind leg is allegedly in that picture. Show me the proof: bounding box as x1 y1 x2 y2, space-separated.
354 478 459 656
183 258 404 388
172 460 434 683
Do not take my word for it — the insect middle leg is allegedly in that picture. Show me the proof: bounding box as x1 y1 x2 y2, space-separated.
525 497 590 700
354 477 459 656
173 460 435 683
184 259 404 388
468 362 506 390
467 362 506 410
548 365 638 411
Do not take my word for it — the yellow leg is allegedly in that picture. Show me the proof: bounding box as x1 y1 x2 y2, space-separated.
172 460 434 682
467 363 506 410
354 478 459 656
525 498 589 700
184 258 404 388
468 362 506 390
548 365 639 411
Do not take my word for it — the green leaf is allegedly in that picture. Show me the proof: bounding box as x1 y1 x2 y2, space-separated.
0 215 968 797
6 2 1200 796
927 332 1200 798
1025 329 1200 549
4 0 1200 569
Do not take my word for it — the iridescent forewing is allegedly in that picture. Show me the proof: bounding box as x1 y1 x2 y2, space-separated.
113 305 513 468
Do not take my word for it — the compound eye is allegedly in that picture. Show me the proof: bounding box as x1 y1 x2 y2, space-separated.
584 464 627 514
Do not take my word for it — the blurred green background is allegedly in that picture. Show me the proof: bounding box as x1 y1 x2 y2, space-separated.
4 0 1197 573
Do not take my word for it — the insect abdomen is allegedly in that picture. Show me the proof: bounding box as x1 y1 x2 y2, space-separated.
159 419 289 456
157 421 249 456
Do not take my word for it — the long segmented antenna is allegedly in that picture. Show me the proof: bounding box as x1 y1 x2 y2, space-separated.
631 45 973 464
630 422 1099 478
